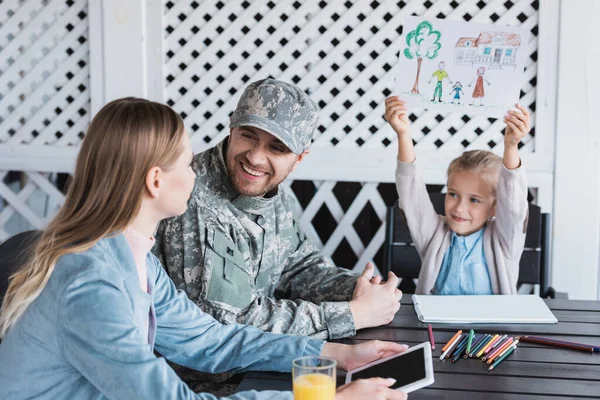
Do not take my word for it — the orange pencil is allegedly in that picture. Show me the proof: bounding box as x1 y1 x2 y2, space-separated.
485 338 514 363
441 330 462 352
488 339 519 364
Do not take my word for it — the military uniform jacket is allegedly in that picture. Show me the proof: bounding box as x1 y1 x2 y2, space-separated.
154 139 359 339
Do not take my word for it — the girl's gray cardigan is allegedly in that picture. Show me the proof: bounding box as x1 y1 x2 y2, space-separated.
395 159 529 295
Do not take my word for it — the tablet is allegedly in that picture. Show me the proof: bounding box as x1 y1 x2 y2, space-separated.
344 341 434 393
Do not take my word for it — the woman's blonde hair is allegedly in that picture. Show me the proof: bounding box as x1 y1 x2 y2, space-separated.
0 97 184 337
447 150 502 195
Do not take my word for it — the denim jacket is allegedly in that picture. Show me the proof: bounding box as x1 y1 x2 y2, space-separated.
0 234 323 399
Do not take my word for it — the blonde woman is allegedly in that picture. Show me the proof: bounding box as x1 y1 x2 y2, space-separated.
0 98 407 400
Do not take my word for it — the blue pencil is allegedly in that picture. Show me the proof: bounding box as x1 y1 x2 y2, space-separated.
451 338 469 362
445 334 467 359
470 334 492 358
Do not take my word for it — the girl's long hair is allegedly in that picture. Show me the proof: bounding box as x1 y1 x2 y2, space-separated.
0 97 184 337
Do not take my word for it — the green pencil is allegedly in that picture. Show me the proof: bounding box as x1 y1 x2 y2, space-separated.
488 345 516 371
466 329 474 353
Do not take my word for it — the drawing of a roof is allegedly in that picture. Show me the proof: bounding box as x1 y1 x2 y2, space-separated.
455 37 478 47
455 32 521 47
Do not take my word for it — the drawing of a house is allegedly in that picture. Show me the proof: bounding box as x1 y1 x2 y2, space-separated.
454 32 521 69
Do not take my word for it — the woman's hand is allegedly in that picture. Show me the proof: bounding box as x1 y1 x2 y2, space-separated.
336 378 407 400
321 341 408 372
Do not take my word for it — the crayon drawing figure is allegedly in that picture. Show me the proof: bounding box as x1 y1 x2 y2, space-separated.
468 66 490 106
428 61 452 102
450 81 464 104
404 20 442 95
454 32 521 70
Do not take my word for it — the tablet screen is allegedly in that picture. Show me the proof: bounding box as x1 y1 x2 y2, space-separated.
350 347 426 389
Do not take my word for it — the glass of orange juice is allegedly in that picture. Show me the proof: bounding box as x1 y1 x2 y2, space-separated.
292 356 336 400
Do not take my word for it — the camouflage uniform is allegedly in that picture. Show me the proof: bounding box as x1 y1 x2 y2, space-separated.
153 79 359 341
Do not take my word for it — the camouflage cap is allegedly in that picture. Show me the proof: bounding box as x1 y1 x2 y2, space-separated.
230 78 319 154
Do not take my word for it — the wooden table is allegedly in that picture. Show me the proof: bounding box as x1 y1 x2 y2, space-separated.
237 297 600 399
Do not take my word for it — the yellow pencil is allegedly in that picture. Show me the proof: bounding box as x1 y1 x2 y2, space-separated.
476 334 499 358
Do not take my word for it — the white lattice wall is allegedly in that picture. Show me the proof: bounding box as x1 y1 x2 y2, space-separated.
0 0 549 276
162 0 545 272
0 0 89 240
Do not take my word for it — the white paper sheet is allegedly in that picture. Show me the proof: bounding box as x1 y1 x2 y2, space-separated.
394 17 530 118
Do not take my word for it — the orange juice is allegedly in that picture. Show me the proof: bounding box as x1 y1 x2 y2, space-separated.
293 373 335 400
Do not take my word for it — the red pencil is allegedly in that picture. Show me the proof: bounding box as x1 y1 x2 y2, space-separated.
519 336 597 352
524 335 600 352
428 324 435 350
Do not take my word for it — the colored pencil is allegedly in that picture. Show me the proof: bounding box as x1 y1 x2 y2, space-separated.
487 334 508 353
452 337 468 358
485 337 513 361
484 337 514 363
469 334 491 357
464 334 484 359
519 336 598 352
428 324 435 350
466 329 475 353
451 339 469 362
441 330 463 352
488 346 516 371
439 334 463 360
482 335 502 355
476 334 499 358
483 335 509 359
488 340 519 365
445 335 467 359
521 335 600 352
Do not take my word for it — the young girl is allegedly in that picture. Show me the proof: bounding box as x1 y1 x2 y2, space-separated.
0 98 407 400
451 81 464 104
384 96 530 295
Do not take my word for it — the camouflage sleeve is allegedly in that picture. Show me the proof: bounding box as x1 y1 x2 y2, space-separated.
270 232 360 340
152 221 167 267
235 296 333 340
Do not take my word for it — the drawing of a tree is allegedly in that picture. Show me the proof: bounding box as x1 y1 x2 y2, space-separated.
404 21 442 94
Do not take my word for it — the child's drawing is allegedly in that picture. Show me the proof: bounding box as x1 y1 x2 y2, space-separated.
450 81 463 104
428 61 452 102
454 32 521 70
394 16 530 118
468 67 491 106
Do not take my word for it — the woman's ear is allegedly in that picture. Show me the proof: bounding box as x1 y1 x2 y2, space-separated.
146 166 162 199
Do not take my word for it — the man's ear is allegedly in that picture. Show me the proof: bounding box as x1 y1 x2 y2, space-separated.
290 150 310 172
146 166 162 199
228 128 234 145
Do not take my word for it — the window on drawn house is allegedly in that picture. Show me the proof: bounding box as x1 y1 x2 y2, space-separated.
505 49 513 57
484 47 491 55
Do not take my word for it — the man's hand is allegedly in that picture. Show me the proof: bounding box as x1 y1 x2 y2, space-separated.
350 263 402 330
336 378 408 400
